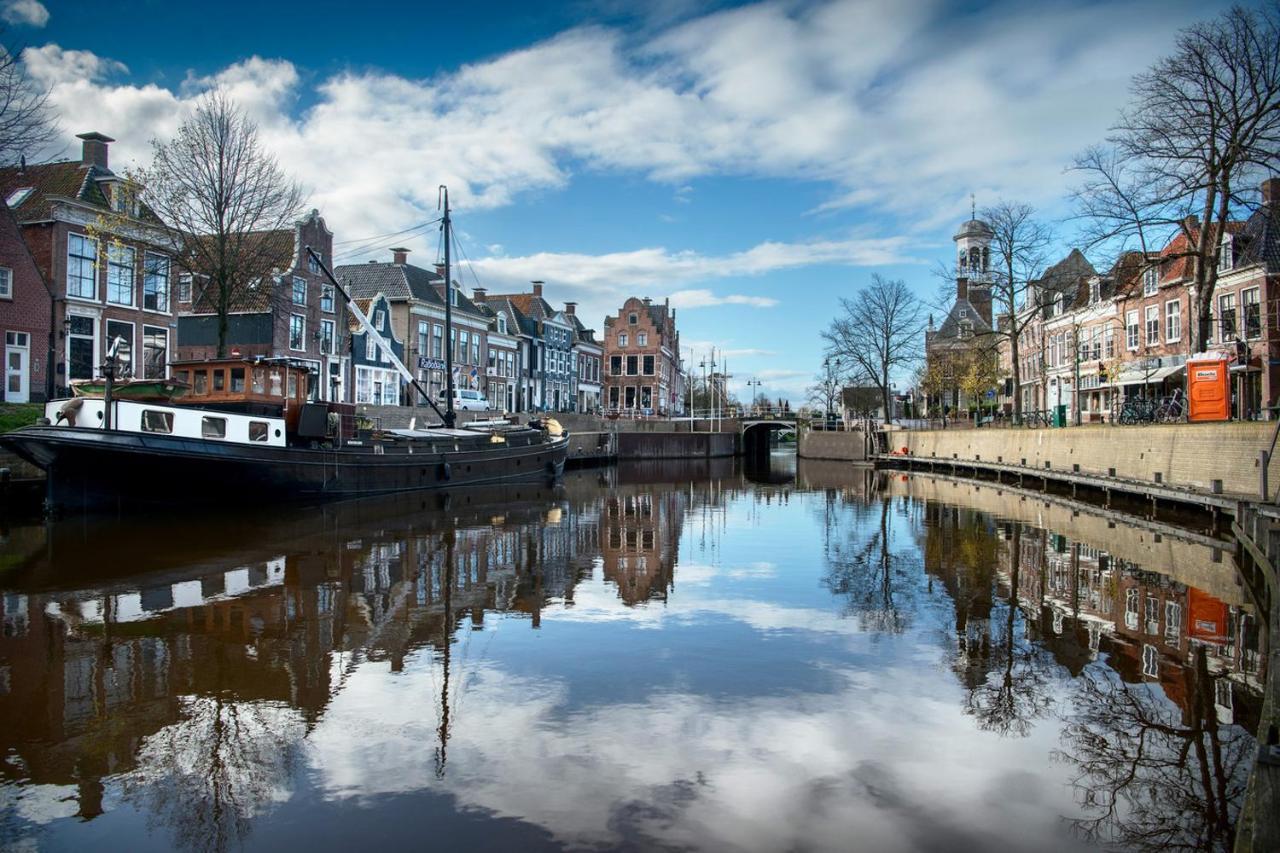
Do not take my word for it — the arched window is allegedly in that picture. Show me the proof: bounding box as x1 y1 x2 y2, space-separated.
968 247 980 271
981 246 989 272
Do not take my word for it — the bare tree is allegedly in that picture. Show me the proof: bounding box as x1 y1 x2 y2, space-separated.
806 355 845 415
141 90 307 357
823 275 924 424
0 40 57 164
1071 3 1280 351
981 201 1053 423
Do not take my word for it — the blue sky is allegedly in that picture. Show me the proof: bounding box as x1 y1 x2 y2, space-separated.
8 0 1237 401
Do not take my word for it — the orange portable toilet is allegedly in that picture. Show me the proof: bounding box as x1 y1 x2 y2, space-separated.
1187 352 1230 422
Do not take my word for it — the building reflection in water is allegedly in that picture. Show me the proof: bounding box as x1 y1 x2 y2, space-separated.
895 474 1265 852
0 461 1268 853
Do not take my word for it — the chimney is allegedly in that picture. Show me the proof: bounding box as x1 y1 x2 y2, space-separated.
390 247 410 264
434 263 446 278
564 301 576 315
473 287 487 301
531 280 544 297
77 131 114 169
1263 177 1280 207
643 296 652 305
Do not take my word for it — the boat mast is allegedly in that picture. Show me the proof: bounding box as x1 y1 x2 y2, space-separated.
305 246 449 424
440 186 456 429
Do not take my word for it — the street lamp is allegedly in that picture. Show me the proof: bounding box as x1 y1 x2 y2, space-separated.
746 378 762 414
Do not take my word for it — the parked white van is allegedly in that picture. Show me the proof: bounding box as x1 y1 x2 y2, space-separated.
441 388 492 411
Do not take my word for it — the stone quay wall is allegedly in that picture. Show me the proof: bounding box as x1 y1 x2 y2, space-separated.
897 422 1280 500
797 430 867 461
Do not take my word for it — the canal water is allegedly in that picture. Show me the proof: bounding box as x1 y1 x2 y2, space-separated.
0 453 1267 852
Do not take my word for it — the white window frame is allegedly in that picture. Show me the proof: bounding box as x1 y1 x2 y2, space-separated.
1243 287 1261 340
67 233 97 301
1143 267 1158 296
619 332 628 347
289 314 306 352
142 252 170 313
0 265 10 300
1219 233 1233 272
142 324 169 379
1218 292 1237 341
1164 299 1181 343
106 243 135 306
292 276 308 306
104 319 135 378
320 284 335 313
320 319 335 355
1126 310 1139 351
1145 305 1160 346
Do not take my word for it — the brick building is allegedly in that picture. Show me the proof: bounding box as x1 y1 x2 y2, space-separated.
0 197 52 402
0 132 180 396
996 180 1280 421
602 296 683 415
338 250 492 407
176 210 346 401
477 282 577 412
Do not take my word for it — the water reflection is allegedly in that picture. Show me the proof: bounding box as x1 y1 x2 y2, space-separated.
0 460 1268 852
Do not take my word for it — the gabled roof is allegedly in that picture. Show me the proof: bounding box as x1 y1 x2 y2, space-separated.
474 294 537 338
0 158 163 225
1031 249 1096 315
1235 202 1280 274
337 260 442 304
934 297 993 340
568 313 597 344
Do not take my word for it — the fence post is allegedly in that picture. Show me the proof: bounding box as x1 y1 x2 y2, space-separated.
1261 449 1270 502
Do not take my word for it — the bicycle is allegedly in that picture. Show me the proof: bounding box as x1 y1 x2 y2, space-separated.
1118 397 1156 425
1155 390 1187 423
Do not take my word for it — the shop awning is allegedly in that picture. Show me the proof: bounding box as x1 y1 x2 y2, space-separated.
1105 363 1186 387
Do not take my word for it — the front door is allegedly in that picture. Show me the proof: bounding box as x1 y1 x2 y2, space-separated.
5 332 29 403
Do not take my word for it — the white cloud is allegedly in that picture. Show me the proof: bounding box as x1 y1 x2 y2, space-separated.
20 0 1208 286
2 0 48 28
668 289 778 309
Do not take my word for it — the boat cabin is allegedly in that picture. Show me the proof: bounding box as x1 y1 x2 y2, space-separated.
44 397 288 447
172 358 312 410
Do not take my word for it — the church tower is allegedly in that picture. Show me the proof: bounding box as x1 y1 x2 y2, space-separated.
954 197 994 325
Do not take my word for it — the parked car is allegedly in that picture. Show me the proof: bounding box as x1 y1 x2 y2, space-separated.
439 388 491 411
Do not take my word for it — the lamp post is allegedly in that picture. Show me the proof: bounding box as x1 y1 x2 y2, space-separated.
746 378 762 414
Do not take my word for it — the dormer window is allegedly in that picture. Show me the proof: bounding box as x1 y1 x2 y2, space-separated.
1089 280 1100 304
958 308 967 318
497 312 508 334
1054 293 1064 314
1219 233 1234 272
1143 266 1158 296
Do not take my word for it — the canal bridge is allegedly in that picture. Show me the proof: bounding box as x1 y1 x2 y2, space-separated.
740 414 798 458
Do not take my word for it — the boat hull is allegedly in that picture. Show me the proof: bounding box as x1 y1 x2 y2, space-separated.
0 426 569 513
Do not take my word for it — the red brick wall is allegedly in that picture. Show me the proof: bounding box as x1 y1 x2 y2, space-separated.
0 203 52 401
603 297 679 412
